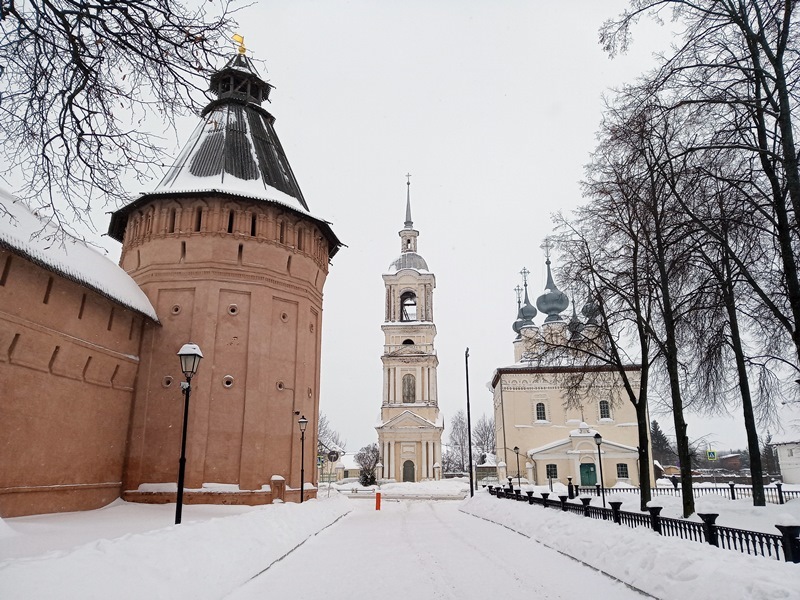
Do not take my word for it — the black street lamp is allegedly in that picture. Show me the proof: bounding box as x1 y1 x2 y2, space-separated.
594 432 606 508
298 415 308 503
175 342 203 525
513 446 521 487
465 348 474 497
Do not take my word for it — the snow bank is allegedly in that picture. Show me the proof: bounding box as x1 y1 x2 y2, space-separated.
462 493 800 600
0 496 351 600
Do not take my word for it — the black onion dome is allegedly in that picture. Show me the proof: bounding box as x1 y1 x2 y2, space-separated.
520 284 537 321
536 259 569 322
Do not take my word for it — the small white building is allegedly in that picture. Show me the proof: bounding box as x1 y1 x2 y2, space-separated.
772 432 800 484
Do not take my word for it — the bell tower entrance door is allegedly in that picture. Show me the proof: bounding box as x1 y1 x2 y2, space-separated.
403 460 415 482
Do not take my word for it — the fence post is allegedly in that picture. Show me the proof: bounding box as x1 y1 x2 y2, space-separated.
775 525 800 563
776 481 784 505
559 495 568 511
488 485 494 495
728 481 736 500
541 492 550 507
526 490 534 505
580 497 592 517
647 506 663 534
568 476 574 499
595 483 601 497
698 513 719 547
610 501 623 525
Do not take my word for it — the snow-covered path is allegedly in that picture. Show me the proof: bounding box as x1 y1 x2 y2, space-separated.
226 499 646 600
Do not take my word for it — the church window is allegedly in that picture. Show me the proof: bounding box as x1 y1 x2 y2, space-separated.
78 293 86 319
402 339 414 345
250 214 257 237
107 308 115 331
546 464 558 479
195 208 203 232
400 291 417 321
227 210 235 234
617 463 629 479
599 400 611 420
238 243 243 265
535 402 547 421
402 374 416 403
279 221 285 244
297 228 304 250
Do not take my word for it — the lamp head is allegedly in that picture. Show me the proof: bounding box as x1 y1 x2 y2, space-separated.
594 432 603 446
177 343 203 379
298 415 309 432
513 446 520 454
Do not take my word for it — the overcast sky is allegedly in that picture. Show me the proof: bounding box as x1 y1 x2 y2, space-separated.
99 1 782 453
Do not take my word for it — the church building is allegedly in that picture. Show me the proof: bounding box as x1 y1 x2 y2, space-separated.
376 183 443 482
491 252 649 489
0 43 340 517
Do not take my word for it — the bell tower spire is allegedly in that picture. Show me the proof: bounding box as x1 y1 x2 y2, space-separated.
404 173 413 229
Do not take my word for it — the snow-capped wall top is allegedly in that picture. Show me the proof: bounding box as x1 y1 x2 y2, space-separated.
0 189 158 321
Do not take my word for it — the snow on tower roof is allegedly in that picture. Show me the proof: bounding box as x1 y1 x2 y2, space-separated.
0 189 158 321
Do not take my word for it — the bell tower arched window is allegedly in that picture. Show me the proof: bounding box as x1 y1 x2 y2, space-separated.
402 374 416 403
400 291 417 321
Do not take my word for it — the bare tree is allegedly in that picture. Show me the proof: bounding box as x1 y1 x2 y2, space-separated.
472 414 496 463
0 0 238 236
446 410 469 473
601 0 800 372
317 412 346 457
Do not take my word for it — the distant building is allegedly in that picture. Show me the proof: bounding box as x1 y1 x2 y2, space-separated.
490 255 652 488
771 433 800 484
375 182 444 482
0 49 341 517
719 454 742 472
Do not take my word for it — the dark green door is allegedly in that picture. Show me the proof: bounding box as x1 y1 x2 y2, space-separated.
403 460 415 482
580 463 597 486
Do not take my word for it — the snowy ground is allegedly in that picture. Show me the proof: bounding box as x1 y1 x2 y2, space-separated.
1 479 799 599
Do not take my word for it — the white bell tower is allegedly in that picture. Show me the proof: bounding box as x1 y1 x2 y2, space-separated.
376 177 443 482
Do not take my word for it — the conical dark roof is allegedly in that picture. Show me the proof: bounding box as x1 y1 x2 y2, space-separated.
108 51 340 256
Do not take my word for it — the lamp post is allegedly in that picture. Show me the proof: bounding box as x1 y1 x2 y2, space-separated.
513 446 521 487
465 348 474 497
594 432 606 508
298 415 308 503
175 343 203 525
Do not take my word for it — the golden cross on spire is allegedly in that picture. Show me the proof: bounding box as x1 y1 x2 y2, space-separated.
519 267 530 286
406 172 411 186
514 285 523 303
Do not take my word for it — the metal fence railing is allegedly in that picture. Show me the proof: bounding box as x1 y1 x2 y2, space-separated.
574 482 800 505
486 484 799 564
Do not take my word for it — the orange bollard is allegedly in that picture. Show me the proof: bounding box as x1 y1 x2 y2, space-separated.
375 491 381 511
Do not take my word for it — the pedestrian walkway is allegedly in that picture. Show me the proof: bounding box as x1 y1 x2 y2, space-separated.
226 499 647 599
